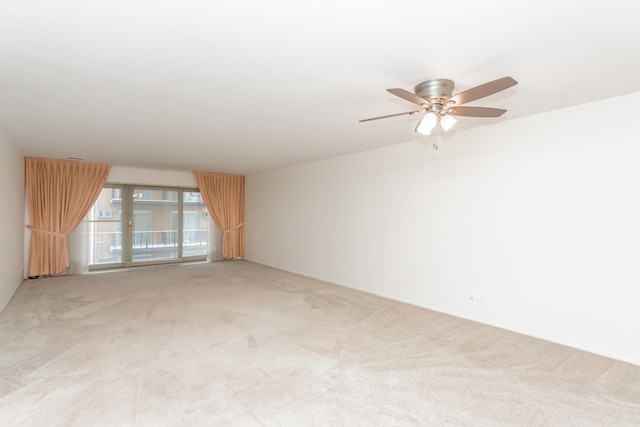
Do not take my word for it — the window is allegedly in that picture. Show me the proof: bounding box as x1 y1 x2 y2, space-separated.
111 188 122 201
85 185 209 269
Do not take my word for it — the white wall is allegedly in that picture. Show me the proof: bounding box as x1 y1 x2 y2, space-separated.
108 165 198 188
0 131 24 311
245 92 640 366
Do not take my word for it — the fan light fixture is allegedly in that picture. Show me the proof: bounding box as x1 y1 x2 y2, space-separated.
416 112 438 135
440 114 457 132
415 112 458 136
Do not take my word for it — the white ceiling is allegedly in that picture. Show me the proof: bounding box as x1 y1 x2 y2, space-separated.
1 1 639 174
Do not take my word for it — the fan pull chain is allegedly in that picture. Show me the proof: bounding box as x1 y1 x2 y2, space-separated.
432 134 439 150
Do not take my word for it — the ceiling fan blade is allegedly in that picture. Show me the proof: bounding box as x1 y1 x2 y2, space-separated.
448 76 517 106
446 106 507 117
358 110 421 122
387 88 429 106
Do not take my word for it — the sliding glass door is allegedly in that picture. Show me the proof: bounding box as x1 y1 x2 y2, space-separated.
131 187 179 263
86 185 209 269
183 191 210 258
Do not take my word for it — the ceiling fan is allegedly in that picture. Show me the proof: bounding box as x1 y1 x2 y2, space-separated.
359 76 518 137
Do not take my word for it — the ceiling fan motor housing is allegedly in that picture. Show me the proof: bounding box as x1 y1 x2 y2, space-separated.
414 79 455 100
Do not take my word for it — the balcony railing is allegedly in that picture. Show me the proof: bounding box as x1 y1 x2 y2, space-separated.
89 229 208 264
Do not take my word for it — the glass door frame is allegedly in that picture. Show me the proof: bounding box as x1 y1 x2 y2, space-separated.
125 185 180 266
89 184 207 271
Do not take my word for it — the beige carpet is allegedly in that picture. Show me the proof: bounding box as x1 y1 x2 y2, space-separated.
1 261 639 426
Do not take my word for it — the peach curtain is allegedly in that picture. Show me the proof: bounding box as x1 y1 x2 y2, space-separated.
26 157 111 277
193 171 244 259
